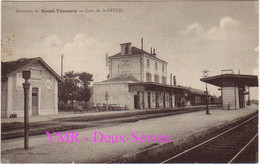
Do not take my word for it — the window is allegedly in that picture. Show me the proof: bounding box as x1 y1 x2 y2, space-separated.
162 76 166 84
155 62 157 70
125 46 129 54
146 73 151 82
147 59 150 68
162 65 165 72
154 74 159 83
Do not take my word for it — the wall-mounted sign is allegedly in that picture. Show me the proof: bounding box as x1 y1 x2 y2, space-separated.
121 59 130 66
45 79 52 89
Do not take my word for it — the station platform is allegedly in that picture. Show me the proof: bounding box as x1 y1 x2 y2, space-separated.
1 104 215 123
1 104 258 163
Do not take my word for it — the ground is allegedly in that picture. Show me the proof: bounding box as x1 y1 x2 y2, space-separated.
1 105 258 163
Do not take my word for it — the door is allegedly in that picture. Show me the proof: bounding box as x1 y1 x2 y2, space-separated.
163 93 166 108
238 88 245 108
169 93 173 108
134 92 140 109
32 87 39 115
155 92 159 109
147 92 151 108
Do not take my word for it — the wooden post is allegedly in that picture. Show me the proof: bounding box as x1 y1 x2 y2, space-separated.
23 70 31 150
206 83 209 114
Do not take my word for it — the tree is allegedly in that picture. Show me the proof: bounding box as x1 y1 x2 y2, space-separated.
59 71 78 104
78 72 93 89
58 71 93 104
76 72 93 102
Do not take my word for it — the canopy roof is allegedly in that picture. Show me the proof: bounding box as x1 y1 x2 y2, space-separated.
200 74 258 87
128 82 187 93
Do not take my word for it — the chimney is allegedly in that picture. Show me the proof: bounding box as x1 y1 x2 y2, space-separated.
170 73 172 85
141 38 143 50
173 75 177 86
150 47 152 54
153 48 156 56
120 43 131 55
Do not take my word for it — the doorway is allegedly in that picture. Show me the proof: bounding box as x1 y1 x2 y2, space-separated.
238 87 245 108
169 93 173 108
32 87 39 115
147 92 151 108
163 93 166 108
155 92 159 109
134 91 140 109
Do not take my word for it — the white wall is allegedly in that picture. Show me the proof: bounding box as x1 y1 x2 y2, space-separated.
109 53 167 84
110 56 142 81
222 87 239 109
94 82 131 109
3 61 59 118
143 55 167 84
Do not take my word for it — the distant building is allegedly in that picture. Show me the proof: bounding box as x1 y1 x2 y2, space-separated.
178 86 207 106
2 57 62 117
94 42 189 110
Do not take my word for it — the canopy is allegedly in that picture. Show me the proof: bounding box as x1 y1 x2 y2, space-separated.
200 74 258 87
128 82 187 93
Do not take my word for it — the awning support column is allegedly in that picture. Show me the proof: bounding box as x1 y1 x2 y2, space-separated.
248 86 251 106
141 85 146 110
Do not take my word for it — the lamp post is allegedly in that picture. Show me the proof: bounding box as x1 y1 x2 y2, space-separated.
22 70 31 149
105 92 109 111
202 70 210 115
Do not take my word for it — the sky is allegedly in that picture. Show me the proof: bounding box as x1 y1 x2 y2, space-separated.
2 0 259 99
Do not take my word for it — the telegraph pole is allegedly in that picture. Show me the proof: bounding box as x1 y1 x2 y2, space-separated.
203 70 210 115
23 70 31 149
61 54 64 79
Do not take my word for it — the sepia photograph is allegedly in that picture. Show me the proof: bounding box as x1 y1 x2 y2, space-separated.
1 0 259 163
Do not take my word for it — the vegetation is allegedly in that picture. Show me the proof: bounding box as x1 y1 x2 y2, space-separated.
58 71 93 110
251 99 258 105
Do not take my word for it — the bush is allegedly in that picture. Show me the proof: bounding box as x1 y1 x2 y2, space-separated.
251 100 258 105
81 102 93 110
10 113 17 118
58 101 75 111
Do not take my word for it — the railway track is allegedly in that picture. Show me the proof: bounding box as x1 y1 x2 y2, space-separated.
161 114 258 163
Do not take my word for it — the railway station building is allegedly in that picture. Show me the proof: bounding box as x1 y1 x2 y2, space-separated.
1 57 62 117
201 73 258 110
94 42 200 110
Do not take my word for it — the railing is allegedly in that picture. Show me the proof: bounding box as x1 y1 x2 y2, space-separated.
93 104 128 112
221 69 234 74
